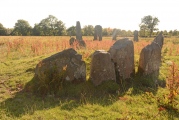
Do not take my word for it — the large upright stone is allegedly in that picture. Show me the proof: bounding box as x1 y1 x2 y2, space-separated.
138 32 164 85
94 25 102 41
133 30 138 42
90 50 116 86
35 48 86 83
76 21 82 41
112 29 118 40
108 38 135 82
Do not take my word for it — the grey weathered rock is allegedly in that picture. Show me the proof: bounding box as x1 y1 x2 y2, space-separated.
35 48 86 83
138 32 164 85
133 30 138 42
153 32 164 48
69 37 76 46
108 38 135 82
93 25 102 41
90 50 116 86
69 37 86 48
112 29 118 40
76 21 82 41
75 21 86 48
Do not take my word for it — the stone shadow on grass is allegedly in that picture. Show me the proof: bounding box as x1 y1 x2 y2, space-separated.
132 73 168 95
0 74 170 118
0 77 119 117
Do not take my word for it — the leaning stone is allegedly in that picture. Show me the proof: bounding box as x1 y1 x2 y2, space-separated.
90 50 116 86
108 38 135 83
152 32 164 48
112 29 118 40
138 32 164 86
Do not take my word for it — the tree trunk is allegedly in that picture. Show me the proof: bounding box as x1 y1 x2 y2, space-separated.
149 29 153 37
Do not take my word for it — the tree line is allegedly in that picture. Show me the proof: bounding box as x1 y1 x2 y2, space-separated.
0 15 178 37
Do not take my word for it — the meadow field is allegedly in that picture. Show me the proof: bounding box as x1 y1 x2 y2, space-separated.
0 36 179 120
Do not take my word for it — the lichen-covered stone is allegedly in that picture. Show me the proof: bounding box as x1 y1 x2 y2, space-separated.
90 50 116 86
93 25 102 41
76 21 82 41
109 38 135 82
35 48 86 84
138 32 164 85
133 30 138 42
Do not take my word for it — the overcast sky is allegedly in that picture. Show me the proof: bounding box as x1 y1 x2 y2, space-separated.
0 0 178 31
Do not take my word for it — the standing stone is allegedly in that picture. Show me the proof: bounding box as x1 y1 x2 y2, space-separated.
133 30 138 42
112 29 118 40
138 32 164 86
76 21 82 41
35 48 86 84
108 38 135 83
93 25 102 41
75 21 86 48
90 50 116 86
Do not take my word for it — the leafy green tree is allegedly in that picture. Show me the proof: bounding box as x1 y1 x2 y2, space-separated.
172 29 178 36
0 23 7 35
102 28 113 36
11 19 32 36
127 30 133 37
169 30 173 37
33 15 66 36
139 15 160 37
66 26 76 36
121 30 127 37
6 28 13 35
163 30 168 37
55 21 66 35
139 24 148 37
32 24 43 36
117 29 122 36
82 25 94 36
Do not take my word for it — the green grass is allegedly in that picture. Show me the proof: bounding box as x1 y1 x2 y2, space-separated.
0 36 179 119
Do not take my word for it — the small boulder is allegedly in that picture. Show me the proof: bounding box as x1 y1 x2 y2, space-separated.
69 37 76 46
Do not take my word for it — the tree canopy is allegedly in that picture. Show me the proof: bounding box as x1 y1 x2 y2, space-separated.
0 23 7 35
66 26 76 36
33 15 66 36
82 25 94 36
11 19 32 36
139 15 160 37
1 14 179 37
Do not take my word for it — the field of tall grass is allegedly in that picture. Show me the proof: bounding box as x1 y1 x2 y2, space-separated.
0 36 179 119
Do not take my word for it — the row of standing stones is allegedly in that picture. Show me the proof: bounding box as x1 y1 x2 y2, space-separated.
69 21 138 47
69 21 139 48
34 32 164 91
